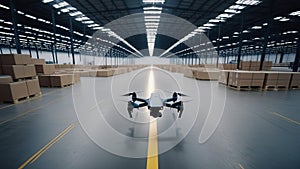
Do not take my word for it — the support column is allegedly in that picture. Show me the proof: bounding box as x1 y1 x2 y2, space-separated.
9 0 21 54
279 49 284 63
51 8 58 64
216 22 221 67
237 14 245 70
27 39 32 57
69 18 75 64
260 33 270 70
35 44 39 59
293 40 300 72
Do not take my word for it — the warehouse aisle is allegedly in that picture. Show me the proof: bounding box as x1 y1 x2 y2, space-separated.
0 67 299 169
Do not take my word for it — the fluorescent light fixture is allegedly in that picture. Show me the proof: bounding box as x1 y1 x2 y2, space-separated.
17 11 25 15
225 9 240 13
145 16 160 19
61 8 69 13
279 17 290 22
42 0 53 3
88 24 99 27
243 30 249 33
0 4 9 9
143 7 162 11
229 5 246 10
209 19 224 23
198 26 211 30
93 27 104 30
252 26 262 29
145 22 159 26
75 16 89 21
53 1 69 9
4 21 13 25
263 23 268 26
223 36 229 39
274 16 282 20
236 0 261 6
144 11 162 14
143 0 165 3
218 13 234 18
69 11 82 16
144 19 160 22
82 20 94 24
203 23 216 27
290 11 300 16
25 14 37 20
234 32 239 35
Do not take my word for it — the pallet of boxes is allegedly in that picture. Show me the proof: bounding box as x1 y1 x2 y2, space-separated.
33 59 79 88
0 54 42 104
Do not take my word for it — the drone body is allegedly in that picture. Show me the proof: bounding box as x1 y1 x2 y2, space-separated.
124 92 186 118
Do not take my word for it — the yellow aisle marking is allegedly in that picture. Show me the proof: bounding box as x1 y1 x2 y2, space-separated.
18 122 78 169
17 100 102 169
239 163 245 169
146 68 159 169
271 112 300 126
146 120 158 169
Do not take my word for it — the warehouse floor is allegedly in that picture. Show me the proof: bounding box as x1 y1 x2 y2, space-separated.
0 66 299 169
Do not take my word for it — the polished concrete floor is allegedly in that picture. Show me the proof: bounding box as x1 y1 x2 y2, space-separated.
0 67 299 169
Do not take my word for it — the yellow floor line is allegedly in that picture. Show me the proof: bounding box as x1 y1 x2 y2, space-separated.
146 119 158 169
271 112 300 126
239 163 245 169
146 68 159 169
18 122 78 169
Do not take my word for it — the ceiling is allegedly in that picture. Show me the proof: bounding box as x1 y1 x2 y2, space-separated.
0 0 299 57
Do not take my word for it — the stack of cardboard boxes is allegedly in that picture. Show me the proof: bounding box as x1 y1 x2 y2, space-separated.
220 70 298 91
0 54 41 103
240 61 272 71
290 73 300 89
32 59 78 88
264 72 291 90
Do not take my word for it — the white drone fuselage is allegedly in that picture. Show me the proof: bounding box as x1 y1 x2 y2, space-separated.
147 93 164 118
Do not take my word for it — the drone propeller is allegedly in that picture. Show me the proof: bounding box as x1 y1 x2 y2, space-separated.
177 93 189 97
121 91 144 97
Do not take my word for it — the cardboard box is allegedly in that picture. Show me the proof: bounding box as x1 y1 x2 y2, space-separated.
38 75 51 87
265 80 277 86
252 72 265 80
251 80 264 86
2 65 25 79
35 64 55 75
24 65 37 77
231 79 252 86
265 72 278 80
276 80 290 87
0 54 32 65
277 73 291 80
235 71 252 80
0 75 13 84
89 70 98 77
219 71 229 85
26 79 41 96
72 73 80 83
50 74 73 87
31 58 46 65
0 81 28 102
97 69 114 77
194 70 219 80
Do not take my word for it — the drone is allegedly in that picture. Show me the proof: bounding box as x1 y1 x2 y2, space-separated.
122 91 188 118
